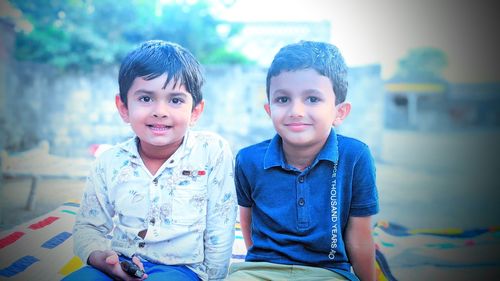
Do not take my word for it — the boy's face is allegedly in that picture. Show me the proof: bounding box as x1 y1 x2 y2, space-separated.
116 73 203 152
265 69 350 150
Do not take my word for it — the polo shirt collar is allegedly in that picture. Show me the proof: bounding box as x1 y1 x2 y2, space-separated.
263 128 339 170
263 134 285 169
317 128 339 164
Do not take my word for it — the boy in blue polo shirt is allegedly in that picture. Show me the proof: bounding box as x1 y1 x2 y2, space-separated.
227 41 379 281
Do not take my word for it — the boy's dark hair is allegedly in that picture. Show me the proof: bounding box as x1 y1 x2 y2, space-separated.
118 40 203 108
266 40 348 104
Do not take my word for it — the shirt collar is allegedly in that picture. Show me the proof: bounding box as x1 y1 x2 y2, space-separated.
263 134 286 169
117 137 141 165
317 128 339 164
263 128 339 170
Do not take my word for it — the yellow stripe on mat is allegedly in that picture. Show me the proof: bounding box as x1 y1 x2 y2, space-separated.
375 261 388 281
58 256 84 276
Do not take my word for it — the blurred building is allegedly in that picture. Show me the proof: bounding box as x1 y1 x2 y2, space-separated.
384 78 500 131
447 83 500 129
384 78 448 131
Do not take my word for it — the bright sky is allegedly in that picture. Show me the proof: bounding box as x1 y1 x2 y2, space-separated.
215 0 499 82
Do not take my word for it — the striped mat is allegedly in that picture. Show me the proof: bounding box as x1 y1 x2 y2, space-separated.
3 203 497 280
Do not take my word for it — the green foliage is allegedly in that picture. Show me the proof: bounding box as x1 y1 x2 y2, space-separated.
10 0 251 70
394 47 448 81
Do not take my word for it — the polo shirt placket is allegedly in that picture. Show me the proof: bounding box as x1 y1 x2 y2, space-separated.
296 173 309 230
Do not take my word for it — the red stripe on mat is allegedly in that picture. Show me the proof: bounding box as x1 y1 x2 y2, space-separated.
0 232 25 249
28 216 60 230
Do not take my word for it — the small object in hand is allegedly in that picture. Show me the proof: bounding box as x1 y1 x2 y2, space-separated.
120 260 145 278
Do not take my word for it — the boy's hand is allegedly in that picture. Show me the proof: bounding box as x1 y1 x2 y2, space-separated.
88 250 148 280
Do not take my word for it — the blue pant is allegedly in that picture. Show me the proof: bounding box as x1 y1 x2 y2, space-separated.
61 257 200 281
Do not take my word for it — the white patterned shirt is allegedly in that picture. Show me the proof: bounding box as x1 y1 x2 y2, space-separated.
73 130 237 281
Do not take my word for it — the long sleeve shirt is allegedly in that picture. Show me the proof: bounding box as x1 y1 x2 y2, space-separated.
73 130 237 280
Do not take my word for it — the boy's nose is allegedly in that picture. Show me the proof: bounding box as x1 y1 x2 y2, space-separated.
153 112 167 118
153 102 169 118
289 101 305 117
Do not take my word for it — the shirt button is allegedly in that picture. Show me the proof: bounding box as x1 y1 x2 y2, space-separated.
153 178 158 185
138 242 145 248
298 198 305 206
150 218 155 225
298 176 304 183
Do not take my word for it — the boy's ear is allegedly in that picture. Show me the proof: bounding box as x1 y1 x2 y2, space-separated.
190 100 205 126
264 103 271 117
115 94 129 123
333 102 351 127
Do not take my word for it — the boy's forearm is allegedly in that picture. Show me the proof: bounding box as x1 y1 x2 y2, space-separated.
348 240 376 281
345 216 376 281
239 206 253 249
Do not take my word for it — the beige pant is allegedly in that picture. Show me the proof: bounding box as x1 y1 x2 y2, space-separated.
226 261 348 281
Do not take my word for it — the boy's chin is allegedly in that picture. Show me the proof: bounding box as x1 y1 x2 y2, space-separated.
280 136 314 147
139 137 182 148
279 132 330 148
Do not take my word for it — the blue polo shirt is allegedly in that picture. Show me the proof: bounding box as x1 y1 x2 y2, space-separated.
234 129 379 280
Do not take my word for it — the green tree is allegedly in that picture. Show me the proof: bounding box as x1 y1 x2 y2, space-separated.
394 47 448 81
10 0 252 70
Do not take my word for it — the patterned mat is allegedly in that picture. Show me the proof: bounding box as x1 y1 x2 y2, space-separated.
0 202 250 281
373 221 500 280
4 203 498 280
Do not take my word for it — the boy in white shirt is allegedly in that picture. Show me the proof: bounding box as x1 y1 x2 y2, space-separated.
63 40 237 281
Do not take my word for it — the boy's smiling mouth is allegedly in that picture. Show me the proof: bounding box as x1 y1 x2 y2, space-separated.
285 122 311 131
147 124 172 132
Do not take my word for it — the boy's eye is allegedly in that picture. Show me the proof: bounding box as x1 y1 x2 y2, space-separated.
275 96 289 103
171 97 185 104
307 96 320 103
139 96 152 102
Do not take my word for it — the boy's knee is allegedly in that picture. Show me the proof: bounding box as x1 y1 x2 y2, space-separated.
226 262 263 281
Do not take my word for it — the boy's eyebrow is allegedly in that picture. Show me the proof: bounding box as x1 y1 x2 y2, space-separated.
271 89 324 96
132 89 154 95
131 90 188 97
169 92 189 97
270 89 290 96
303 89 325 95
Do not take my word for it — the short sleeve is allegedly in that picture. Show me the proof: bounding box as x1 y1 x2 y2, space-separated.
234 152 253 207
350 145 379 217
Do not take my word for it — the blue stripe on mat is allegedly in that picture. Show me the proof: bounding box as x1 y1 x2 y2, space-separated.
231 254 246 259
62 202 80 207
41 232 72 249
0 256 39 277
